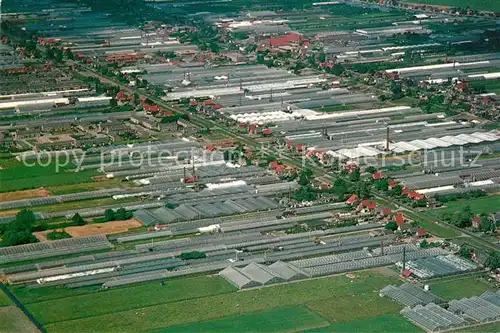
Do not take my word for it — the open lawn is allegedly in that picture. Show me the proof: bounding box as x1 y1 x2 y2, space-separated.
302 315 421 332
457 322 500 332
0 306 40 333
429 276 495 300
37 271 400 333
403 0 500 12
155 306 330 333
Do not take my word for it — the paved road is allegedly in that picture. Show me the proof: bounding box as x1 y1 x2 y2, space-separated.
74 65 500 252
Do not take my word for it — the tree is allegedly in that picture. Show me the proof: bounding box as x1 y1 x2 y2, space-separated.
385 221 398 231
375 179 389 191
458 245 472 259
349 168 360 182
72 213 86 226
354 182 370 199
365 166 376 174
104 209 116 222
294 186 317 202
1 209 38 246
115 208 128 221
66 48 74 60
332 63 345 76
133 93 140 105
485 251 500 270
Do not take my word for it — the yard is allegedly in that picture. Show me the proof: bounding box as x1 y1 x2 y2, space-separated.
302 315 421 332
24 270 402 333
0 289 12 307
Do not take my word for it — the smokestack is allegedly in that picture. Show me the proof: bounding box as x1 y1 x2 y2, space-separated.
402 247 406 275
386 126 390 151
380 240 384 256
183 167 186 181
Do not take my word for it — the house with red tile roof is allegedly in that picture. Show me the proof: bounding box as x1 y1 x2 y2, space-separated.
472 216 481 229
388 180 399 190
346 194 359 205
377 206 392 217
357 200 377 213
394 212 405 227
415 228 428 237
372 171 382 180
265 33 303 47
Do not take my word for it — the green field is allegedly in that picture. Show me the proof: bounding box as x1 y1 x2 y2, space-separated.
0 160 99 193
433 195 500 217
403 0 500 12
404 211 460 238
0 306 39 333
22 270 402 333
0 289 13 307
156 306 330 333
429 276 495 300
302 315 421 332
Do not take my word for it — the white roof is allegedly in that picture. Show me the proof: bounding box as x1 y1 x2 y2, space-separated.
77 96 112 102
470 132 498 142
439 136 468 145
423 137 453 148
0 98 69 109
416 185 455 194
455 134 482 144
470 180 494 187
385 61 490 74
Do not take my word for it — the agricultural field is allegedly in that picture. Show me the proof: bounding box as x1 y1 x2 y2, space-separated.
402 0 500 12
17 270 407 333
404 211 460 238
0 306 40 333
429 276 496 300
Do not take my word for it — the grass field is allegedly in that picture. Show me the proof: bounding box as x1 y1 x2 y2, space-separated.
302 315 421 332
432 195 500 217
0 289 13 307
155 306 330 333
403 0 500 12
0 160 99 193
404 211 460 238
429 276 495 300
25 270 401 333
0 306 39 333
457 322 500 332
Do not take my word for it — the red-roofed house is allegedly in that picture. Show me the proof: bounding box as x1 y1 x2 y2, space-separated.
372 171 382 180
472 216 481 229
269 161 279 169
265 33 303 47
402 268 412 278
408 191 425 201
358 200 377 213
184 177 197 183
296 144 304 152
346 194 359 205
262 128 272 136
394 212 405 227
189 99 197 107
203 99 214 106
401 187 410 195
205 144 216 152
389 180 399 190
416 228 428 237
378 206 392 216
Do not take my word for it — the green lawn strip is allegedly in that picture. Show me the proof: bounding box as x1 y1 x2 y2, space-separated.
404 211 460 238
429 276 495 300
43 272 399 333
301 314 422 332
153 305 329 333
12 284 101 304
0 288 13 307
27 276 237 324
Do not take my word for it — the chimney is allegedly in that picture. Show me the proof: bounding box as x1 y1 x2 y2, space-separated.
402 246 406 275
386 126 390 151
183 167 186 181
